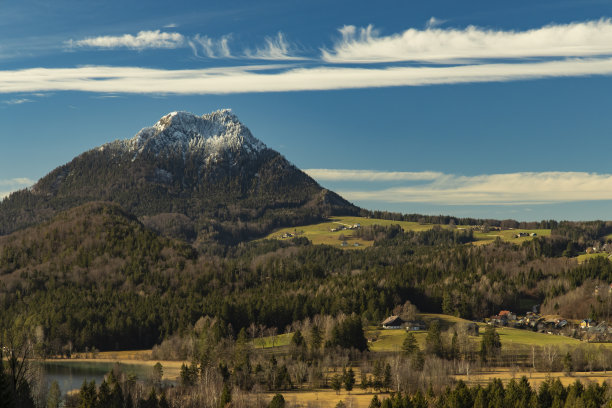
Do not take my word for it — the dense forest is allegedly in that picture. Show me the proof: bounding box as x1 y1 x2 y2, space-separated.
2 201 612 354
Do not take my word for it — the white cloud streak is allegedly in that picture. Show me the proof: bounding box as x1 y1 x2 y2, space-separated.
305 169 443 181
323 19 612 63
1 57 612 94
244 32 306 60
188 34 233 58
2 98 32 105
426 17 446 29
317 171 612 205
68 30 185 50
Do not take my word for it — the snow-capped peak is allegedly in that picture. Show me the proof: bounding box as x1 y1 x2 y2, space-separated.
118 109 266 161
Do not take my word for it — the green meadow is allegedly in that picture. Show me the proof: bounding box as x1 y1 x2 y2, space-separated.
262 216 435 249
263 216 550 249
471 228 551 246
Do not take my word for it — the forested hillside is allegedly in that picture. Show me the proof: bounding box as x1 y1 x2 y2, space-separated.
2 201 612 354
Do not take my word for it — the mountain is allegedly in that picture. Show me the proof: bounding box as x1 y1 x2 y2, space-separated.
0 110 358 245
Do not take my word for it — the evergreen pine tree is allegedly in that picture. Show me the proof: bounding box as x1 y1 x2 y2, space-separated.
401 332 419 356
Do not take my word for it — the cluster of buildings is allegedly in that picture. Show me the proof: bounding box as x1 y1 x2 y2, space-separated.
585 243 612 255
379 306 612 343
381 316 427 331
514 232 537 238
487 309 612 341
330 223 361 232
488 310 568 332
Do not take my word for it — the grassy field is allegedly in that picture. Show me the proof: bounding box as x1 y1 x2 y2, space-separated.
471 228 551 246
576 252 611 264
262 216 435 249
365 313 586 353
456 367 612 387
494 326 581 346
263 216 549 249
253 332 293 349
257 389 390 408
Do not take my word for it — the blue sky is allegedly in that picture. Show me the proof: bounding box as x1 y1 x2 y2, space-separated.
2 0 612 221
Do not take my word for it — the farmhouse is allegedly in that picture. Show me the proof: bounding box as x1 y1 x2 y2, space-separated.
580 319 594 329
498 310 516 321
381 315 405 329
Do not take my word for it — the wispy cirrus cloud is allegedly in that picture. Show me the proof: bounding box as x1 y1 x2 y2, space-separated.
0 177 35 199
2 98 32 105
67 29 303 61
425 17 446 29
188 34 233 58
244 32 306 60
67 30 186 50
2 57 612 94
304 169 443 181
322 19 612 63
308 170 612 205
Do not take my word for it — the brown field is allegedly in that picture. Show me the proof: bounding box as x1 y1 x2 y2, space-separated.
258 389 391 408
456 367 612 388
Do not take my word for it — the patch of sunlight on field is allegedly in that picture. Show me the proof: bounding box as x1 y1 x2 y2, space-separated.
252 332 293 349
457 368 612 388
260 389 391 408
366 328 428 352
95 350 152 360
262 217 550 249
576 252 611 264
471 229 551 246
494 326 582 346
260 216 437 249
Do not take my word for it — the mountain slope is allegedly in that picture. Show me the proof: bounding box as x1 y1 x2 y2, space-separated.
0 110 358 244
0 201 200 349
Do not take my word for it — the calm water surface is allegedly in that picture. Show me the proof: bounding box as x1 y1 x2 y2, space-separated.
39 361 156 396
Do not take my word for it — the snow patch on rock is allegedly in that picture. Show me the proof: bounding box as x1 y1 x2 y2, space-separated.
107 109 266 164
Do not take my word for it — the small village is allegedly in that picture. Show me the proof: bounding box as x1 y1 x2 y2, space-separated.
379 306 612 343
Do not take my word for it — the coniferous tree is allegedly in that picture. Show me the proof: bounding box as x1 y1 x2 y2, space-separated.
343 367 355 394
47 381 61 408
480 325 501 363
401 332 419 356
310 325 322 353
219 383 232 408
382 364 392 392
563 352 573 376
425 320 443 357
331 374 342 395
269 394 285 408
369 395 382 408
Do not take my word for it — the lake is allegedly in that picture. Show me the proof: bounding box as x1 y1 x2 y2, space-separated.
38 360 167 396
